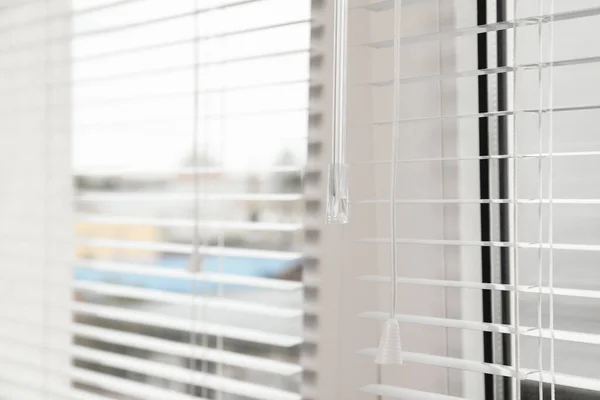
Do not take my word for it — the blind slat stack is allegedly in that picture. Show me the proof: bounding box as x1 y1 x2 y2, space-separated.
339 0 600 398
0 0 313 399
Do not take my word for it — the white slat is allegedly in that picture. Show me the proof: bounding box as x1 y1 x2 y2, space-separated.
361 310 516 334
359 6 600 48
354 0 434 12
73 280 301 318
0 0 143 35
361 384 465 400
531 371 600 393
77 258 302 290
360 275 600 299
77 191 303 202
0 321 301 377
0 354 204 400
77 237 302 260
368 104 600 126
72 367 205 400
74 302 302 347
73 324 301 375
353 151 600 166
365 55 600 87
77 214 303 232
0 376 119 400
0 0 270 53
4 49 314 93
73 347 301 400
0 317 302 376
359 237 600 252
356 196 600 205
359 348 518 378
62 79 316 109
361 311 600 345
74 164 303 176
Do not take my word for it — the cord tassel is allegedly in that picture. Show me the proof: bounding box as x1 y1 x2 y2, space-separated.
375 318 403 364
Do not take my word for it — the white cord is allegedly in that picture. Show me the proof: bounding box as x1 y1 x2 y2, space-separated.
547 1 556 398
375 0 404 366
536 0 545 397
511 0 521 397
42 0 51 397
389 0 403 319
190 0 202 395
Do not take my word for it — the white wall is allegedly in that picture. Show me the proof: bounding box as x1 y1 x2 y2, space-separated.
0 1 73 398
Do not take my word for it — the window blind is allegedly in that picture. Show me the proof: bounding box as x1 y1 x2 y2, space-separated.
0 0 313 399
335 0 600 398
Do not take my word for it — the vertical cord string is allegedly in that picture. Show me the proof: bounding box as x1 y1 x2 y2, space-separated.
196 6 216 397
189 0 201 395
547 1 556 398
215 5 227 398
510 0 521 397
375 0 403 366
42 0 51 397
389 0 402 321
436 0 449 392
536 0 545 397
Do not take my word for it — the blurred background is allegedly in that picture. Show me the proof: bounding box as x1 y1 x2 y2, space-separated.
70 0 310 398
0 0 311 399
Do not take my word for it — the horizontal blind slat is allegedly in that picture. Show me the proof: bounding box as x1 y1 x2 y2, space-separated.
0 355 203 400
72 346 301 400
353 0 423 12
0 375 118 400
77 214 303 232
77 237 302 260
2 48 313 91
0 304 302 347
1 352 302 400
38 80 314 110
77 192 303 202
77 259 302 290
73 281 301 317
361 312 600 345
73 367 204 400
358 6 600 47
356 197 600 205
0 0 143 35
361 384 465 400
358 237 600 252
353 151 600 166
1 28 313 76
0 0 268 53
359 275 600 299
74 166 304 176
531 371 600 393
368 104 600 126
359 348 518 377
365 55 600 87
73 324 302 375
361 310 516 334
74 303 302 347
0 322 302 376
